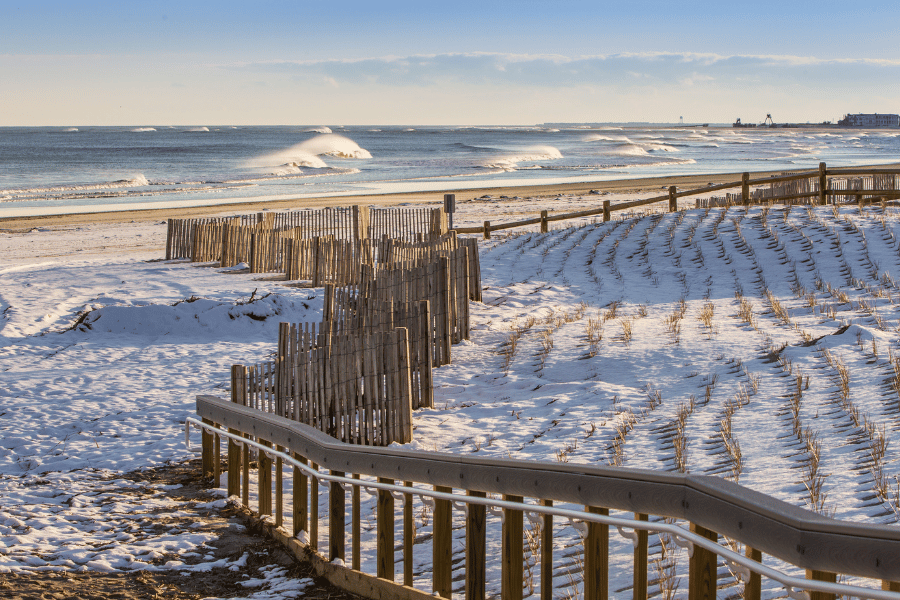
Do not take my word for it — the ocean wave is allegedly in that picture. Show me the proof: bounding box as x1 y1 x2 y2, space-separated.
184 126 209 133
63 127 79 132
132 127 156 132
583 134 633 143
303 126 333 134
245 134 372 175
481 146 563 170
0 175 151 196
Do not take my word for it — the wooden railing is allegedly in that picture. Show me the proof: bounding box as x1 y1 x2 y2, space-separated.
191 395 900 600
455 164 900 238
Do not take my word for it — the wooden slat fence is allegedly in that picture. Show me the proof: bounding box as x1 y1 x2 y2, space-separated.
268 323 413 445
368 207 447 242
319 294 433 408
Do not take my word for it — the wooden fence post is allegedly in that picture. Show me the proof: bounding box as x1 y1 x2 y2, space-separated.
201 418 214 478
483 221 491 240
634 513 649 600
259 439 272 516
806 570 837 600
688 523 717 600
742 172 750 206
466 490 487 600
669 186 677 212
404 481 414 587
292 453 307 537
502 494 524 600
329 471 345 562
541 499 553 600
433 485 453 598
584 506 609 600
377 477 395 580
819 162 827 206
603 200 610 222
310 462 319 551
540 210 549 233
352 474 361 570
745 547 762 600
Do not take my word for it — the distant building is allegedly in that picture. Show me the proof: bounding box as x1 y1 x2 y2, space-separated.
838 113 900 127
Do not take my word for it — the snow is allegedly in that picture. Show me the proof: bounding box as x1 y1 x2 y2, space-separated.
3 198 900 598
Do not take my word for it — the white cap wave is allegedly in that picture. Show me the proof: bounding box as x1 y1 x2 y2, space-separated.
248 134 372 174
483 146 563 170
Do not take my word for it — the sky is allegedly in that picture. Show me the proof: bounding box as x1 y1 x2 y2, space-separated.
2 0 899 126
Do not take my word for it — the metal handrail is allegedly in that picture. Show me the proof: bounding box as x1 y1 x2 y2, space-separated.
194 395 900 582
185 415 900 600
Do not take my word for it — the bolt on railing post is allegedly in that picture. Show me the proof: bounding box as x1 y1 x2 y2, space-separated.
584 506 609 600
433 485 453 598
819 162 828 206
806 570 837 600
541 499 553 600
688 523 717 600
377 477 395 580
540 211 549 233
502 494 524 600
329 470 345 563
466 490 487 600
669 186 677 212
745 547 762 600
292 453 307 537
634 513 649 600
603 200 610 222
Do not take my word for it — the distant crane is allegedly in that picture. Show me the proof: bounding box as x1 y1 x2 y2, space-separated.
764 113 775 126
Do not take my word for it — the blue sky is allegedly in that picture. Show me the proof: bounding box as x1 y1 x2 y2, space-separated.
2 1 898 125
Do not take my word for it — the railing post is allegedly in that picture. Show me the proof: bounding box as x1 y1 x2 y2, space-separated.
201 418 214 478
292 453 307 537
483 221 491 240
352 474 361 571
259 440 272 516
377 477 395 580
669 186 677 212
433 485 453 598
310 462 319 552
634 513 649 600
228 437 241 498
883 581 900 593
275 449 283 527
603 200 610 222
541 499 553 600
213 427 221 487
584 506 609 600
688 523 718 600
742 172 750 206
745 547 762 600
806 570 837 600
540 210 549 233
329 471 345 562
502 494 524 600
466 490 487 600
404 480 414 587
242 438 250 506
819 162 827 206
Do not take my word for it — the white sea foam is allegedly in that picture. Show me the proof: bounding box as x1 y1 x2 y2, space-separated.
583 134 633 143
303 126 333 134
1 175 150 197
63 127 79 132
131 127 156 132
185 126 209 132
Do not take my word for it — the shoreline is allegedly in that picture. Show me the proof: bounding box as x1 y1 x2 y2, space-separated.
3 163 899 230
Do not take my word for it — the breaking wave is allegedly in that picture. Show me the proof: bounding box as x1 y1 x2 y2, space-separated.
246 134 372 175
482 146 563 170
132 127 156 132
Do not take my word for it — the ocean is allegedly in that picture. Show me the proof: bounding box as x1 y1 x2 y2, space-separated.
1 125 898 217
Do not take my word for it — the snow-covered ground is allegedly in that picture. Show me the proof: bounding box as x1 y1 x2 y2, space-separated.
3 197 900 598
